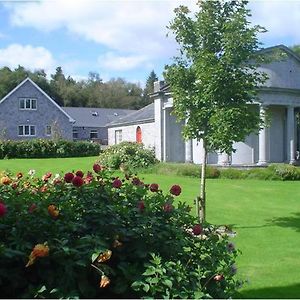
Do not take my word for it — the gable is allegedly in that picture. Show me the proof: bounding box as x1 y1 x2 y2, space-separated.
258 46 300 90
0 78 74 122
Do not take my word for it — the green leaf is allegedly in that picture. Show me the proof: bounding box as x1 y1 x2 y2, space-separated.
163 279 173 289
142 284 150 293
142 268 156 276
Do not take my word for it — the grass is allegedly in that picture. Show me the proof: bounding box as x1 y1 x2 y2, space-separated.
1 157 300 298
0 156 98 177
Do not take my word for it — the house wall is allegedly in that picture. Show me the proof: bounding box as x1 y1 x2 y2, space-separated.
108 122 155 149
0 80 72 140
73 126 108 144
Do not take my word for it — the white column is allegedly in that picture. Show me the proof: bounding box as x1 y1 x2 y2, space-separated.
185 139 193 163
163 108 168 162
287 105 296 164
258 105 268 165
217 152 230 166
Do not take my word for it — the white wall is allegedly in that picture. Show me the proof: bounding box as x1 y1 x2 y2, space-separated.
108 122 155 149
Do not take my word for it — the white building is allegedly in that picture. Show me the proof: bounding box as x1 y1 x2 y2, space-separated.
108 45 300 166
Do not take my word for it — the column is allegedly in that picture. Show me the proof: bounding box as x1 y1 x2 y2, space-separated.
287 105 296 164
258 105 268 165
185 139 193 163
163 107 168 162
217 152 230 166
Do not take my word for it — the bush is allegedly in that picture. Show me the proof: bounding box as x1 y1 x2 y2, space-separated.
269 164 300 181
0 139 101 159
98 142 158 170
0 165 240 299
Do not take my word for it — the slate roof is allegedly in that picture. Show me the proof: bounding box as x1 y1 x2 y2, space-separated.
63 107 135 127
108 103 154 127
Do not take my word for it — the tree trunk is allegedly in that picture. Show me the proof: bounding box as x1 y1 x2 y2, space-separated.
199 144 207 223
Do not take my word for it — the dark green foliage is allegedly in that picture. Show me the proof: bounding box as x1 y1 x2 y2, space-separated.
0 167 240 298
0 140 101 159
98 142 158 170
141 70 158 107
0 66 145 109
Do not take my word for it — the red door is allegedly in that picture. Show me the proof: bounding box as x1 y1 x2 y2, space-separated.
136 126 142 143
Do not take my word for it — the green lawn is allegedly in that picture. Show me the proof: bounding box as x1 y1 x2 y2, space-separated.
1 158 300 298
0 156 98 177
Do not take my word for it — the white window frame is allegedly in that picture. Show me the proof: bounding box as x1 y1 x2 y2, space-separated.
115 130 122 144
73 129 79 139
19 98 37 110
18 125 36 137
46 125 52 136
90 130 98 139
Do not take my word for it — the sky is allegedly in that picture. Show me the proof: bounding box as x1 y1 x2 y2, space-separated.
0 0 300 86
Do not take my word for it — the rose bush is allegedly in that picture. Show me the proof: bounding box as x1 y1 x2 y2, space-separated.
0 165 241 298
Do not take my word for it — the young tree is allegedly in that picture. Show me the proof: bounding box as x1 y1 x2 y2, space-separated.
165 0 267 223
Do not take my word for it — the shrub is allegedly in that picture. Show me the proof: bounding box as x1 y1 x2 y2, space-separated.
269 164 300 181
0 139 101 159
98 142 158 170
0 165 240 299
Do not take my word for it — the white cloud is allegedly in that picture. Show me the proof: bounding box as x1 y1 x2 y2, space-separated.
98 52 151 71
5 0 196 62
0 44 56 72
249 1 300 45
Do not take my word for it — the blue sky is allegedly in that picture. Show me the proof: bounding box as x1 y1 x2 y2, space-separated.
0 0 299 86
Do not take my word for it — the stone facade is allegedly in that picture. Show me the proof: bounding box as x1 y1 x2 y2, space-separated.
0 78 73 140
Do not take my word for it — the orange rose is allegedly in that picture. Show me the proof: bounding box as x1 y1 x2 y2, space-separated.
96 250 112 263
48 204 59 219
99 275 110 288
1 176 11 185
25 243 49 267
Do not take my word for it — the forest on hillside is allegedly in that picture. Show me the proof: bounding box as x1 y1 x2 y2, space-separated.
0 66 158 109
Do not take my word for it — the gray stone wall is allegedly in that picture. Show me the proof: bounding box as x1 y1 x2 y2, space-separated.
73 126 108 144
0 80 72 140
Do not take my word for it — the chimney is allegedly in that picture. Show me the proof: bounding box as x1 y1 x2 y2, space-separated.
153 80 165 92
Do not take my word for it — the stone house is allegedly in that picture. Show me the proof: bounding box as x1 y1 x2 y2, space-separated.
107 45 300 166
0 77 135 143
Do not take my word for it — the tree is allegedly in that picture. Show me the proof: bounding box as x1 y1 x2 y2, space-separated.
165 0 267 223
142 70 158 107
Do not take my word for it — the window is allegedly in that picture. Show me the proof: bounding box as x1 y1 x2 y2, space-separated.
73 129 78 139
46 125 52 136
115 130 122 144
90 130 98 139
18 125 36 136
19 98 37 110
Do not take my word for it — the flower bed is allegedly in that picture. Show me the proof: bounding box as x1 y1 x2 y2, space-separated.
0 164 240 298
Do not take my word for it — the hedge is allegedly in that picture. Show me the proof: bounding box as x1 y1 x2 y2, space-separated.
0 139 101 159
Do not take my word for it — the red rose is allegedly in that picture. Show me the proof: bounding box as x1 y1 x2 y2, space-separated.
72 176 84 187
192 224 203 235
0 202 7 217
170 184 181 196
75 170 84 178
137 201 145 212
112 178 122 188
149 183 159 192
64 172 74 183
132 177 141 186
28 203 37 213
163 203 173 213
93 163 102 173
40 186 48 193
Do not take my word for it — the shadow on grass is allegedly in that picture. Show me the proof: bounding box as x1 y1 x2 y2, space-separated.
267 212 300 232
236 283 300 299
